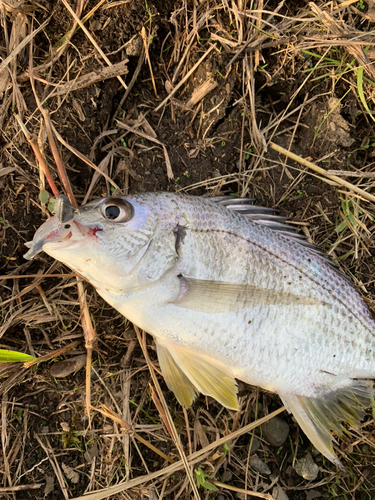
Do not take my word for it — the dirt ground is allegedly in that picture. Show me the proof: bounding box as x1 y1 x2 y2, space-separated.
2 0 375 499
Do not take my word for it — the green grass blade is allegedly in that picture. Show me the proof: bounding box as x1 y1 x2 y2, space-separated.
357 66 375 123
0 350 36 363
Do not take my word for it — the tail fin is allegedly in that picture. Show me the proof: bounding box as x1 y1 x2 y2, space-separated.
280 381 372 469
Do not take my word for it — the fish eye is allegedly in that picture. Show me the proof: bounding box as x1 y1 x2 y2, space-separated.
100 199 133 223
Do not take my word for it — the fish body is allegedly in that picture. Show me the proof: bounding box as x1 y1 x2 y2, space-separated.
25 192 375 467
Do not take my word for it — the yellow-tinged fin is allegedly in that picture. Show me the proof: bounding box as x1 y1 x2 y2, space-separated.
172 277 324 314
280 382 371 469
155 339 199 408
156 339 239 410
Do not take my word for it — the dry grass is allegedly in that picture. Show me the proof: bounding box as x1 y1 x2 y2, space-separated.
1 0 375 499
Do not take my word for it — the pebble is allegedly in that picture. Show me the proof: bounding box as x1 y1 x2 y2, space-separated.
294 453 319 481
222 470 232 482
262 417 290 447
249 455 271 475
272 486 289 500
50 354 87 378
362 444 370 454
126 36 142 57
217 495 226 500
306 490 322 500
247 435 261 454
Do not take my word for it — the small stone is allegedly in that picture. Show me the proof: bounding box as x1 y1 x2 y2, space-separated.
247 436 261 454
249 456 271 475
294 453 319 481
126 36 142 57
223 470 232 482
217 495 226 500
362 444 370 454
306 490 322 500
84 443 98 463
262 417 290 447
236 494 245 500
272 486 289 500
44 475 54 496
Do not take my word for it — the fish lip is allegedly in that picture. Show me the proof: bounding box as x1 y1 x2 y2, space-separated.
43 220 101 252
24 217 101 260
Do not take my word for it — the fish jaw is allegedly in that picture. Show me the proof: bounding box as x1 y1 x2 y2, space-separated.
24 216 98 260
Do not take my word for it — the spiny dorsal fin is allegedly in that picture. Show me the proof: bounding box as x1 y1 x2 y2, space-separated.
210 196 350 281
280 381 372 469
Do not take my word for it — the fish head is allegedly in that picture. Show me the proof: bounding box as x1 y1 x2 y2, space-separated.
24 196 159 291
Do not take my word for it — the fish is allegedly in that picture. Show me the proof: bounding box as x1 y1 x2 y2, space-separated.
24 191 375 468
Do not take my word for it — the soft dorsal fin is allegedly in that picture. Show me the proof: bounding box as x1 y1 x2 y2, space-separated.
280 381 371 469
156 338 238 410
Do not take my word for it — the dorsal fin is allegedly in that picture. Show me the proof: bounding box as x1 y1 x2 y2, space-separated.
210 196 349 281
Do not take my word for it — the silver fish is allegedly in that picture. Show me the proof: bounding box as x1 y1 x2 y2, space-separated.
24 192 375 467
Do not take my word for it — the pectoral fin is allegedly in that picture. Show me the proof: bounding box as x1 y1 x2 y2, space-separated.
172 277 323 314
280 382 371 469
156 339 238 410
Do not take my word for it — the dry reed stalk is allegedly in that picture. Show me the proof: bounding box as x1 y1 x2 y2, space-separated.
154 45 215 112
70 406 285 500
14 115 59 197
94 404 175 464
116 120 174 179
24 340 81 368
60 0 128 90
135 327 201 500
270 142 375 203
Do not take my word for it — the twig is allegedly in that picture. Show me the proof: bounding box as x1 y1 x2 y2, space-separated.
0 274 75 279
34 434 69 500
112 46 145 121
42 110 77 207
14 115 59 197
116 120 173 179
50 59 128 97
60 0 127 90
94 404 175 464
141 27 157 98
0 484 43 492
24 340 81 368
135 327 200 500
17 107 97 426
70 406 285 500
270 142 375 203
0 18 50 73
78 281 96 427
154 45 215 112
212 480 274 499
50 123 121 190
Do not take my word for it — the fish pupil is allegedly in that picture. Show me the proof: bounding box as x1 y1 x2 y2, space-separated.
105 206 120 220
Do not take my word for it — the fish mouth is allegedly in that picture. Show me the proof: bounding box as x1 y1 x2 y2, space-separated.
24 216 100 260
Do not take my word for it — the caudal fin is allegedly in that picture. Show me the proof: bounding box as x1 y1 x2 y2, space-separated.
280 381 372 469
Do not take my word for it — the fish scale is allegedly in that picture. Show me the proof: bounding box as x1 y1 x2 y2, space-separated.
24 191 375 468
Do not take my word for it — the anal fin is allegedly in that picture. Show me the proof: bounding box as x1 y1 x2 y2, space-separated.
280 381 371 469
156 339 238 410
